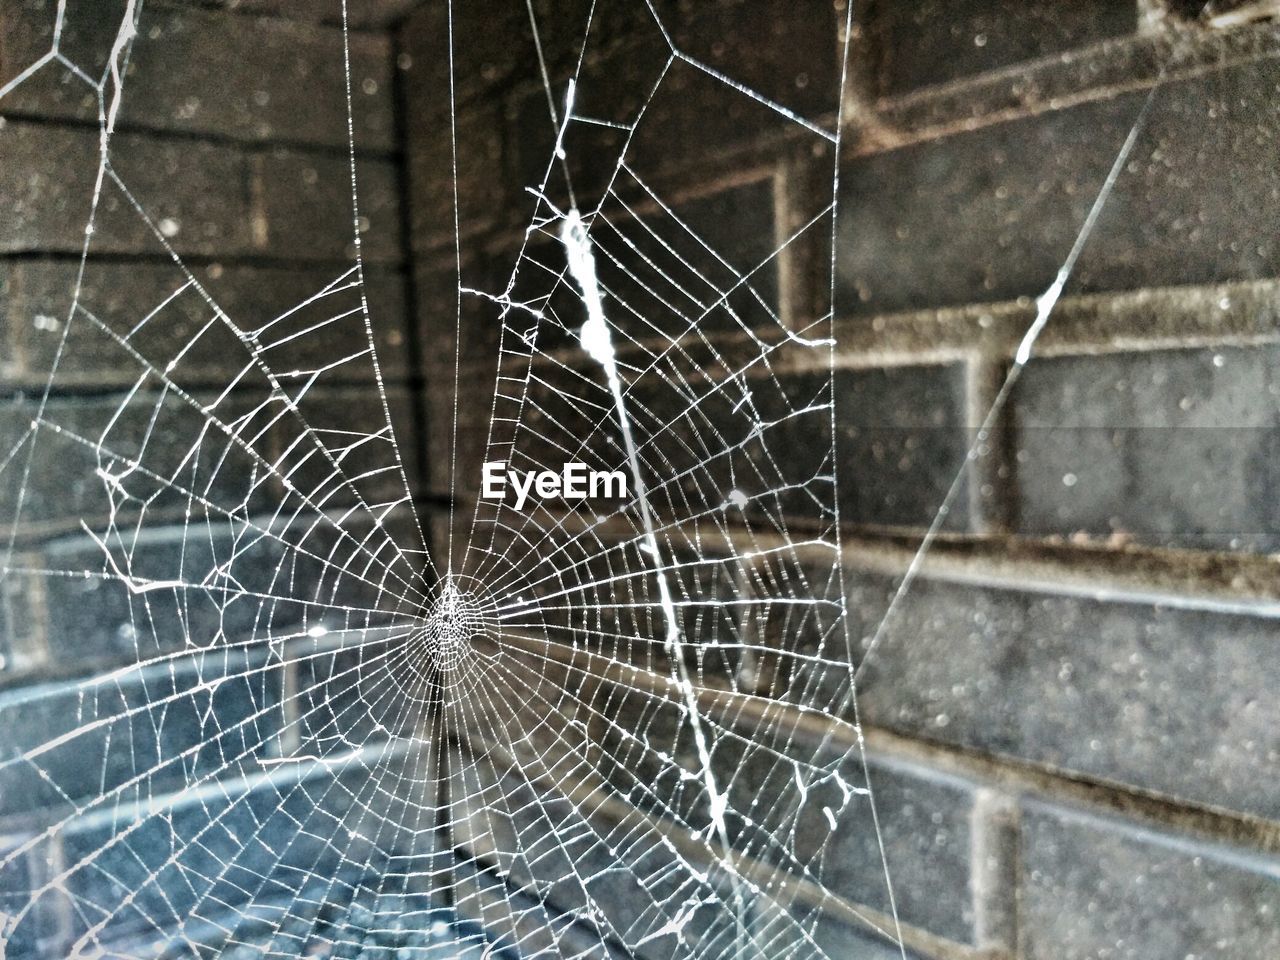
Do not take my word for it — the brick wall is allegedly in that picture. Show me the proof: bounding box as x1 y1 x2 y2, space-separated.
0 2 429 954
399 2 1280 958
4 1 1279 957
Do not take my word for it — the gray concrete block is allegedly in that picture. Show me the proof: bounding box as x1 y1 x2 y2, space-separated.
0 122 253 256
867 0 1137 97
253 149 403 262
836 58 1280 315
1014 344 1280 551
825 363 973 531
853 570 1280 821
1020 801 1280 960
2 260 410 388
1 2 393 149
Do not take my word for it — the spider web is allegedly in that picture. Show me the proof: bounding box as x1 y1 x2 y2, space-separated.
0 2 1169 958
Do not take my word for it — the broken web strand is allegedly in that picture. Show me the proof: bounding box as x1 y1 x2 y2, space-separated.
559 208 750 946
442 3 911 957
446 6 907 957
436 37 791 947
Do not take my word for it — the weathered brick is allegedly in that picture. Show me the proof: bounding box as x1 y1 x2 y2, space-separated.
1020 801 1280 960
126 7 393 149
1 3 394 150
819 752 980 946
662 0 840 120
278 382 421 513
1 123 401 261
500 0 837 210
0 0 129 122
32 521 417 674
512 352 968 544
505 21 667 217
500 236 587 354
625 53 824 182
253 148 403 262
867 0 1137 97
176 0 421 31
0 388 281 537
836 58 1280 315
1014 344 1280 551
406 98 507 252
780 363 975 532
0 649 284 819
0 121 254 255
36 523 295 663
599 683 986 945
850 569 1280 822
1 260 410 388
